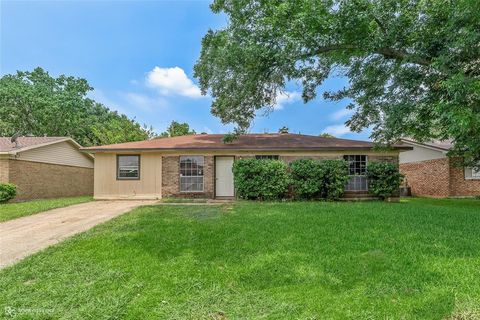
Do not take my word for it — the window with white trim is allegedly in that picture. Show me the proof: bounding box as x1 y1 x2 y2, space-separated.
465 166 480 180
180 156 204 192
344 155 368 191
117 155 140 180
473 168 480 179
255 155 279 160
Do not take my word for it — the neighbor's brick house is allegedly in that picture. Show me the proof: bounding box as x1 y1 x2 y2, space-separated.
0 137 94 201
81 133 410 200
399 139 480 197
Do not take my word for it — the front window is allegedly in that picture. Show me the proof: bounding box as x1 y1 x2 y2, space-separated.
465 166 480 180
255 155 279 160
344 155 368 191
180 156 204 192
474 168 480 179
117 155 140 180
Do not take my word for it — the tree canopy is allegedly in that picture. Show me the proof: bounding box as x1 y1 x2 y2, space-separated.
0 68 154 146
158 120 196 138
194 0 480 166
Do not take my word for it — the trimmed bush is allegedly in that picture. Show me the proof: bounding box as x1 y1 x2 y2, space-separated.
0 183 17 203
290 159 324 199
319 160 350 200
367 162 404 199
289 159 350 200
233 159 290 200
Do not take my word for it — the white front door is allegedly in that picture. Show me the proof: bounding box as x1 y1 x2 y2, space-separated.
215 156 234 197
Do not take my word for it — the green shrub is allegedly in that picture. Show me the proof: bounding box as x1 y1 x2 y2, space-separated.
233 159 290 200
289 159 349 200
367 162 404 199
0 183 17 203
319 160 350 200
289 159 324 199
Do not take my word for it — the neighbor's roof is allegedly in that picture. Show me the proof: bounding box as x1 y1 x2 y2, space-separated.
400 138 453 151
0 137 93 159
81 133 411 152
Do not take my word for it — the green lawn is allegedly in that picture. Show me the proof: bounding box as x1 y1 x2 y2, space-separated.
0 196 93 222
1 198 480 319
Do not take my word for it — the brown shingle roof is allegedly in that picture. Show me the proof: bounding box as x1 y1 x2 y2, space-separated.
81 133 410 152
0 137 68 153
400 138 453 151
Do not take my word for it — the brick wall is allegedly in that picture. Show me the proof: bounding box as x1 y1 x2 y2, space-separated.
8 159 93 201
0 159 9 183
400 157 480 197
449 158 480 197
400 158 451 197
162 156 214 198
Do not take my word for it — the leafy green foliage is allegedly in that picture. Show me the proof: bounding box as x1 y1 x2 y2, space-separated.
319 133 335 138
289 159 324 199
0 183 16 203
158 121 196 138
195 0 480 167
232 158 290 200
318 160 350 200
367 161 404 199
0 68 155 146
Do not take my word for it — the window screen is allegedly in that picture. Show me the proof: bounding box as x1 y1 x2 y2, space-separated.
344 155 368 191
180 156 204 192
255 155 279 160
117 155 140 179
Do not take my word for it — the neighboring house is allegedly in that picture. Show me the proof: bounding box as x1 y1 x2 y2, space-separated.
399 139 480 197
81 133 410 200
0 137 94 201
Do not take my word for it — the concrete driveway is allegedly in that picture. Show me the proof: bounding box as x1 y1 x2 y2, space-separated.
0 200 157 269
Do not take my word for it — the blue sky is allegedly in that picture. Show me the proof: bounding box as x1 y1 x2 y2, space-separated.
1 0 370 140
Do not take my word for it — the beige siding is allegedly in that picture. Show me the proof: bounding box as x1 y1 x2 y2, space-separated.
94 153 162 199
0 158 9 183
16 141 93 168
399 144 446 164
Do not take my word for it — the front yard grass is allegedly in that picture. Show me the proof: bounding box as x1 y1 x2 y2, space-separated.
1 198 480 319
0 196 93 222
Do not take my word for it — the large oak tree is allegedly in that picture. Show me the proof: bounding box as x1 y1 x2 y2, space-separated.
0 68 155 146
194 0 480 166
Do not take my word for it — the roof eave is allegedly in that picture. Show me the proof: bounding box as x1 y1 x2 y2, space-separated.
81 146 409 153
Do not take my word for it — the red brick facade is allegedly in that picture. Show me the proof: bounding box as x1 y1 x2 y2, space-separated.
400 157 480 197
6 159 93 201
161 154 401 199
162 156 214 198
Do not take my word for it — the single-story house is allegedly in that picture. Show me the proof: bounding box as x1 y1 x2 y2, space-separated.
81 133 410 200
0 137 94 201
399 138 480 197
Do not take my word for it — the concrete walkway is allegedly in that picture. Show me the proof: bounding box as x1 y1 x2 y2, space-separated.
0 200 157 269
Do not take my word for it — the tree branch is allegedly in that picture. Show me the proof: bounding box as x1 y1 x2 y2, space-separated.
301 44 432 68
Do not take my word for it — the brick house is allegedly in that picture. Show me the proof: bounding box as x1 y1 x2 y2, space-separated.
81 133 410 200
399 139 480 197
0 137 94 201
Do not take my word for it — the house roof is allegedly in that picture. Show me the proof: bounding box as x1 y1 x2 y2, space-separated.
81 133 411 152
0 136 94 158
400 138 453 152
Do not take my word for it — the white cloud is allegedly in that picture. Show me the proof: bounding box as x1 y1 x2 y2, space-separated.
322 124 351 137
146 66 203 98
330 107 355 121
88 89 125 114
121 92 168 111
273 91 301 110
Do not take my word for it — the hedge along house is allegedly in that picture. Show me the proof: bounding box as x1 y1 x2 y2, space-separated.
81 133 411 200
0 137 94 201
